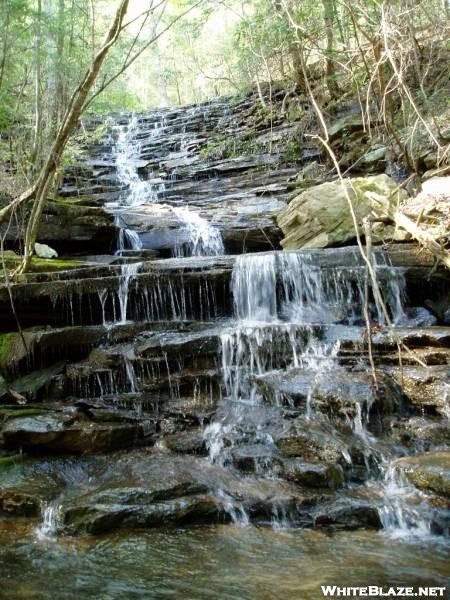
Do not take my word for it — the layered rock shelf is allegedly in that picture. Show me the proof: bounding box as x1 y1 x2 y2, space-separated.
1 91 449 540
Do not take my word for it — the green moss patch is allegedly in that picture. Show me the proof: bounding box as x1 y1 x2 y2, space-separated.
0 332 22 372
0 453 25 472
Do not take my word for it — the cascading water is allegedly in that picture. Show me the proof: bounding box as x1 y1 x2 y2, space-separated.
117 262 140 323
377 464 436 539
108 113 223 257
204 249 443 536
35 502 62 541
114 114 165 207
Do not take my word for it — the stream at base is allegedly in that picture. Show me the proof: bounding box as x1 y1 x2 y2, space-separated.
1 524 448 599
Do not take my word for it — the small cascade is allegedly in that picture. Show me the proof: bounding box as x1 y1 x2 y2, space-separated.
217 489 250 527
108 113 224 257
377 464 435 539
115 215 143 255
232 254 277 322
35 502 62 541
117 262 140 323
173 206 224 257
114 114 166 207
279 252 407 325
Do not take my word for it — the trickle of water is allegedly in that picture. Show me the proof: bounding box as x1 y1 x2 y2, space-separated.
173 206 224 258
217 489 250 527
117 262 140 323
115 214 143 255
271 503 291 530
35 501 62 541
232 254 277 322
377 464 434 539
124 355 138 393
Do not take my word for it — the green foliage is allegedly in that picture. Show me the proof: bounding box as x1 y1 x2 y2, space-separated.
0 332 20 371
200 135 261 161
284 139 303 163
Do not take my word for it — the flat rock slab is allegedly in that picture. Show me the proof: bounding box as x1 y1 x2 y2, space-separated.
2 413 141 453
255 368 400 417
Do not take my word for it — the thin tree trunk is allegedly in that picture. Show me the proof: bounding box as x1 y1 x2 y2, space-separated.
31 0 43 172
321 0 340 99
10 0 130 272
0 2 12 91
54 0 66 128
289 41 307 94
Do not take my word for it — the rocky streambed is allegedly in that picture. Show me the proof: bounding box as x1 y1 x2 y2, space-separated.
1 89 449 596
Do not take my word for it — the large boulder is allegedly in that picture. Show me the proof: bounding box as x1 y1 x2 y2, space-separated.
278 174 408 249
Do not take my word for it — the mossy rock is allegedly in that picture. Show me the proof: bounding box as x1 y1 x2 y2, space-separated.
278 174 408 250
395 452 450 498
0 254 84 275
0 332 25 373
0 453 25 472
0 408 49 423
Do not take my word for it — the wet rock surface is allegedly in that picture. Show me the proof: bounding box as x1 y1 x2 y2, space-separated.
0 92 449 540
394 452 450 499
2 412 141 453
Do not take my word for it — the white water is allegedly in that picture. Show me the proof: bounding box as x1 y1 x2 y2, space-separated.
35 502 62 541
205 251 437 538
173 206 224 257
110 113 223 257
377 464 434 539
117 262 140 323
114 114 165 207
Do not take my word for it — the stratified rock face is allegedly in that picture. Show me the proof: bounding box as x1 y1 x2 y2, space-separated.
2 413 140 453
278 174 408 249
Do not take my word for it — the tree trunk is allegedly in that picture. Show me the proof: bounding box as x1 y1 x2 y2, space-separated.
322 0 340 99
31 0 43 172
53 0 66 130
0 1 12 91
289 41 307 94
14 0 130 272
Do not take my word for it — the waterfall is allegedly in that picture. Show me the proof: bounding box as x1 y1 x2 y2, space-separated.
117 262 140 323
218 251 408 404
115 215 143 255
109 113 223 257
232 254 277 322
35 502 62 540
205 249 420 537
114 114 165 207
173 206 224 257
377 464 434 539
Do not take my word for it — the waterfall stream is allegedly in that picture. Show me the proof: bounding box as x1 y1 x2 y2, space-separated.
3 96 447 580
109 113 224 257
203 251 444 535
